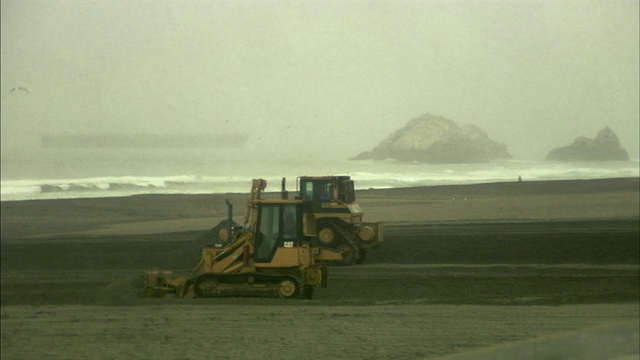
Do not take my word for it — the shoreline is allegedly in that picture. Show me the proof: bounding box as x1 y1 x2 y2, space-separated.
2 175 638 201
2 177 638 240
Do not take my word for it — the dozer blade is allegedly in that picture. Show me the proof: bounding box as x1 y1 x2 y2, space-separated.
143 271 194 298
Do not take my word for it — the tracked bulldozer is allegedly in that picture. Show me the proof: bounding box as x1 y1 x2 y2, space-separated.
143 179 343 299
201 176 383 265
296 176 383 264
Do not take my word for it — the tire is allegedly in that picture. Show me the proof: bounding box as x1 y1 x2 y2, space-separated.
317 225 338 246
277 278 300 299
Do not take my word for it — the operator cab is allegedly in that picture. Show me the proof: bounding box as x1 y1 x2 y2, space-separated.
298 176 356 204
254 202 302 262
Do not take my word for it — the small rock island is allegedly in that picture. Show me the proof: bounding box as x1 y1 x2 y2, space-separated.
545 127 629 161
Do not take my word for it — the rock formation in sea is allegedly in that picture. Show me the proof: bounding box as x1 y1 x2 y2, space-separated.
351 113 511 163
545 127 629 161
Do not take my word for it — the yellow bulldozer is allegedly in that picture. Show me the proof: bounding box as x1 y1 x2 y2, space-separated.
199 176 383 265
143 179 345 299
296 176 383 264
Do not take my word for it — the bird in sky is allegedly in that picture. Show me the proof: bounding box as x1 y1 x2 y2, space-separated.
10 86 30 94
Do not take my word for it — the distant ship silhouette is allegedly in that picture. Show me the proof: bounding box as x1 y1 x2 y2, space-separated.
40 133 249 149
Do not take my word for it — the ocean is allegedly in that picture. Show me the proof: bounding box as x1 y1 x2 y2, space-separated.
1 147 638 202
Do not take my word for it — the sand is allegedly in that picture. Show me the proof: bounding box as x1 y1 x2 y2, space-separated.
1 177 639 359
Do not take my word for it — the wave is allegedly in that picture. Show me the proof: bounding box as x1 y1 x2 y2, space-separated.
1 174 309 201
1 175 206 201
2 160 638 202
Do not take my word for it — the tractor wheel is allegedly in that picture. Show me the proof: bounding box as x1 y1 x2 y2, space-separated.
317 226 337 246
277 278 299 299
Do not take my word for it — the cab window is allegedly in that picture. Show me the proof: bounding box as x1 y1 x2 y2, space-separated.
317 182 333 201
255 205 280 261
300 179 335 201
301 181 314 200
282 205 297 240
255 204 299 262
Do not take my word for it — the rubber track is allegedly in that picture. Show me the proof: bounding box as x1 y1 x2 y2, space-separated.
193 273 305 299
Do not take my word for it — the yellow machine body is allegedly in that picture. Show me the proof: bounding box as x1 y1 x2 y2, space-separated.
144 190 343 299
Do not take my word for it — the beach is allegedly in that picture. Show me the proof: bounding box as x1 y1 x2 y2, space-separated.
1 177 639 359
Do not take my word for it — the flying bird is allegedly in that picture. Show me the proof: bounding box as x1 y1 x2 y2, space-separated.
10 87 30 94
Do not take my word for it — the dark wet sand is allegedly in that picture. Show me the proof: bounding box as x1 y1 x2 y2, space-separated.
1 177 638 359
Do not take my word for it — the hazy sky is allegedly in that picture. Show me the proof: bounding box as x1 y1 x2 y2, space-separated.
2 0 639 160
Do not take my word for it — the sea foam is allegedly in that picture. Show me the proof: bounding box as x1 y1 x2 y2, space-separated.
1 160 638 202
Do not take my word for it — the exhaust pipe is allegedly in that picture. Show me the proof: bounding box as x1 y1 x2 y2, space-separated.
281 177 288 199
225 199 233 243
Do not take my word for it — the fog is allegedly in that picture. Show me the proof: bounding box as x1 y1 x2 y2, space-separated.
2 0 639 161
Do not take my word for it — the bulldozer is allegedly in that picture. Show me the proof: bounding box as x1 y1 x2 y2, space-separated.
200 176 383 265
143 179 344 299
296 176 383 264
